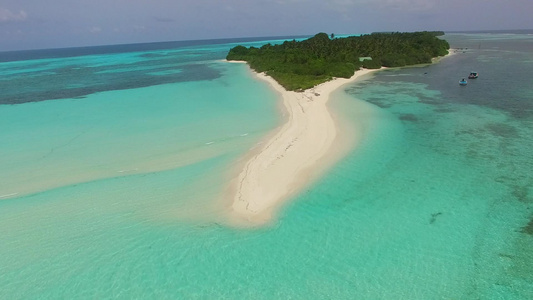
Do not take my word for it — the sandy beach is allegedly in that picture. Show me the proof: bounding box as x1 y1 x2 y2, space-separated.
229 66 380 223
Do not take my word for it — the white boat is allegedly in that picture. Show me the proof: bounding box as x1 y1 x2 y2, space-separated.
468 72 478 79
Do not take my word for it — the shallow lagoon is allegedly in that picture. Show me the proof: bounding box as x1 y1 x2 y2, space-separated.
0 33 532 298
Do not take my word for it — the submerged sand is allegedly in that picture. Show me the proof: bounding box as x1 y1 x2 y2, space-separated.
228 66 380 223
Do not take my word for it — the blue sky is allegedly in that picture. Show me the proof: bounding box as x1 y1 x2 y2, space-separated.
1 0 532 51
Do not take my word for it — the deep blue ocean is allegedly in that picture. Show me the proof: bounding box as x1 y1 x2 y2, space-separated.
0 32 532 299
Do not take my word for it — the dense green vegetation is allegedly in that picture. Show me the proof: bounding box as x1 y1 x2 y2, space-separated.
227 31 450 91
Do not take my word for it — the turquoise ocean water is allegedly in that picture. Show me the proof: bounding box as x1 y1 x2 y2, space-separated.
1 33 532 298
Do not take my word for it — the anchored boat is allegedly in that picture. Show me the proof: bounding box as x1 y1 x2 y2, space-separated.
468 72 479 79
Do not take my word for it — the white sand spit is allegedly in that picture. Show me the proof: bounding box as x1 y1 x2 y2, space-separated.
230 66 380 222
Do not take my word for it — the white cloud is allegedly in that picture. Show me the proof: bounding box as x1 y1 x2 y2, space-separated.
154 16 175 22
377 0 436 11
0 7 28 23
89 26 102 33
276 0 309 4
330 0 436 11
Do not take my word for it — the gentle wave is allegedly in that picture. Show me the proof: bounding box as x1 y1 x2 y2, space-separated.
0 193 18 199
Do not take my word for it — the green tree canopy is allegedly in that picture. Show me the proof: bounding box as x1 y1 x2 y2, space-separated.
227 31 450 91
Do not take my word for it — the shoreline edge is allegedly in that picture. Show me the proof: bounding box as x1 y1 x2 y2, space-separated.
227 62 382 224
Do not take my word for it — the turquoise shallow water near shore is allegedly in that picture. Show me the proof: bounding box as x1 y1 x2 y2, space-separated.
1 33 532 298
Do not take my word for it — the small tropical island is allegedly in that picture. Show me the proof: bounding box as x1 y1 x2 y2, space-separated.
227 31 450 91
226 31 450 223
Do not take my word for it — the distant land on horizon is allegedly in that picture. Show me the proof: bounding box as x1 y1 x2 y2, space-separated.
1 28 531 62
445 29 533 34
0 35 313 63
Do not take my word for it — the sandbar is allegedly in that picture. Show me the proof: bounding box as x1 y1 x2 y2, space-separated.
228 64 380 223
